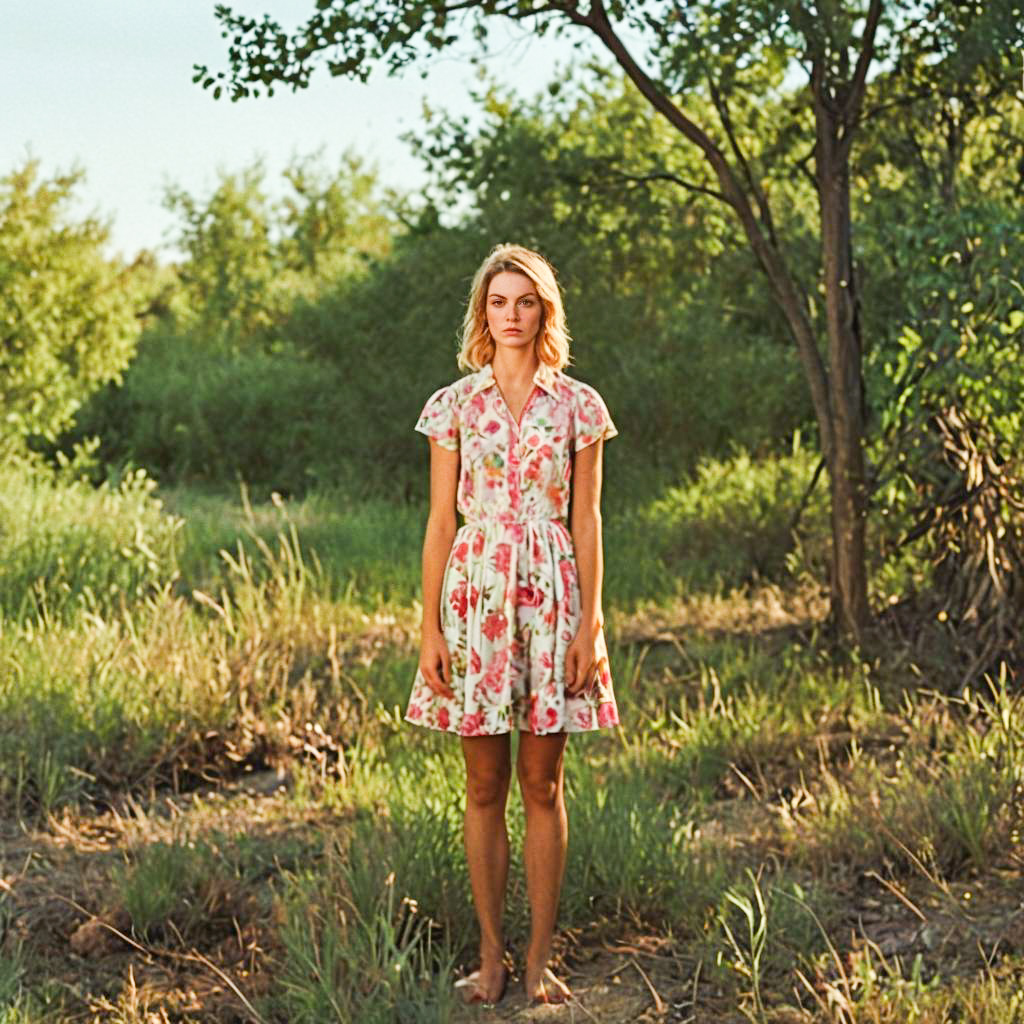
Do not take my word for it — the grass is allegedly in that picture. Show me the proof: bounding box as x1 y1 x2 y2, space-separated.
0 461 1021 1021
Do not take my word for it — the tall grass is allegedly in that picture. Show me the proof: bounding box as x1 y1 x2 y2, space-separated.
1 458 1020 1019
274 833 459 1024
605 438 830 608
0 460 180 623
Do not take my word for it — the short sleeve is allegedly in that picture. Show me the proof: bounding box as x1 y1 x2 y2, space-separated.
414 384 460 451
573 383 618 452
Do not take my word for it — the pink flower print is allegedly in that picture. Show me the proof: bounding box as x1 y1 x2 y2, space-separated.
470 647 482 675
576 707 593 729
460 712 484 736
524 457 542 482
449 579 468 619
482 611 508 642
528 695 558 733
539 651 553 671
437 707 450 730
558 558 576 593
597 703 618 727
453 541 469 563
508 523 524 544
483 647 509 693
492 543 512 575
527 434 540 447
484 419 502 435
539 444 552 459
472 531 485 556
517 584 544 608
469 585 480 609
407 704 422 721
471 394 486 414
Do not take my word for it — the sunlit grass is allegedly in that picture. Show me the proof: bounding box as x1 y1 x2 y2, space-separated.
0 465 1020 1020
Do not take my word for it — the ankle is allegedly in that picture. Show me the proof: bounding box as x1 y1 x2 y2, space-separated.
480 941 505 965
524 944 552 971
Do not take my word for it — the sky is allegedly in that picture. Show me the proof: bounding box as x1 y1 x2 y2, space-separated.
3 1 595 260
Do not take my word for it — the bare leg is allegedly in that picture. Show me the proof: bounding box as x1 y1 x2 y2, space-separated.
460 734 512 1003
517 731 572 1004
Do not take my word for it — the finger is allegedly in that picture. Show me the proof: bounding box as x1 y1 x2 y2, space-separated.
564 650 578 693
422 661 452 700
566 657 587 696
575 659 590 695
435 655 455 699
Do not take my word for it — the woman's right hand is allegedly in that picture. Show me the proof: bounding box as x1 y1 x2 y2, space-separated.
419 629 455 700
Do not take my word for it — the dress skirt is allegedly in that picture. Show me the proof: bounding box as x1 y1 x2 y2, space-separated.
405 516 619 736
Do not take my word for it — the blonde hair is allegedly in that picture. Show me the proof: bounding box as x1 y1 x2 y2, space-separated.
457 244 571 372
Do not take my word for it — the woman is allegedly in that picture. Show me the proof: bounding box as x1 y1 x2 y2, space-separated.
405 243 619 1006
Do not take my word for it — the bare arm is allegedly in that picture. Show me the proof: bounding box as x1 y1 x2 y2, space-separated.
419 438 459 698
566 439 605 693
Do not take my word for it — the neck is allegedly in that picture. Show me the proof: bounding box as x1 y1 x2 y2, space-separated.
491 344 539 386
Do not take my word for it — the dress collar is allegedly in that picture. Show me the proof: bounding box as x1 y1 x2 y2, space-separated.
469 361 559 398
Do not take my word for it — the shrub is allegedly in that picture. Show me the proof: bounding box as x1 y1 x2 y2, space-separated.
0 458 180 623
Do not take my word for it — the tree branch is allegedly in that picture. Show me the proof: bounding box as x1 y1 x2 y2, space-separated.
581 0 835 459
602 168 728 203
838 0 884 161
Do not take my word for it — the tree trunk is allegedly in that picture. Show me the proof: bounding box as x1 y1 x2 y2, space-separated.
816 101 871 641
587 1 874 640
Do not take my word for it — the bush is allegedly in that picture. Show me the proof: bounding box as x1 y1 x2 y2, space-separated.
70 326 380 498
607 440 829 604
0 458 180 623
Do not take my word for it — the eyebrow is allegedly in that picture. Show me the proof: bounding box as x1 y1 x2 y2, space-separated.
487 290 538 301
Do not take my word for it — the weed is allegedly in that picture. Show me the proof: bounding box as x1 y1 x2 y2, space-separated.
274 839 458 1023
113 838 234 941
0 460 180 624
716 869 769 1023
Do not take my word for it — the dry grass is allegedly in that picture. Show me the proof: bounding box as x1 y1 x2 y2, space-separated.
1 486 1022 1022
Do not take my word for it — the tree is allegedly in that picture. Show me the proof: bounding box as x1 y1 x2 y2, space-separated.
0 160 141 456
163 153 399 345
196 0 1024 640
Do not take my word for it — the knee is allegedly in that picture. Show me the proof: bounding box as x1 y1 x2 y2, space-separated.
517 766 561 810
466 765 510 809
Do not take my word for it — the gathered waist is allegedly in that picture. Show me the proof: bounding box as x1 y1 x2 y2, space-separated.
459 514 567 528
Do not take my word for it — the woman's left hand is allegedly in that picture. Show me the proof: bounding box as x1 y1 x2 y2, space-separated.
565 623 604 696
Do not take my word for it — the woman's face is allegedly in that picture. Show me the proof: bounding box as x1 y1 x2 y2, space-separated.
485 271 542 353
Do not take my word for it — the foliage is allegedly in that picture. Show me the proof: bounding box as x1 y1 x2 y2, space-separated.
0 160 142 455
404 73 812 478
195 0 1024 640
163 152 398 345
275 831 458 1023
868 200 1024 682
69 325 359 497
622 440 829 597
0 456 181 624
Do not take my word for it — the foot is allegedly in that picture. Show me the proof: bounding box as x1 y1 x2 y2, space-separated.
456 960 509 1005
525 964 571 1005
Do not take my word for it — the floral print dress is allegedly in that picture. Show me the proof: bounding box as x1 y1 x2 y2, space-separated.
405 362 620 736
